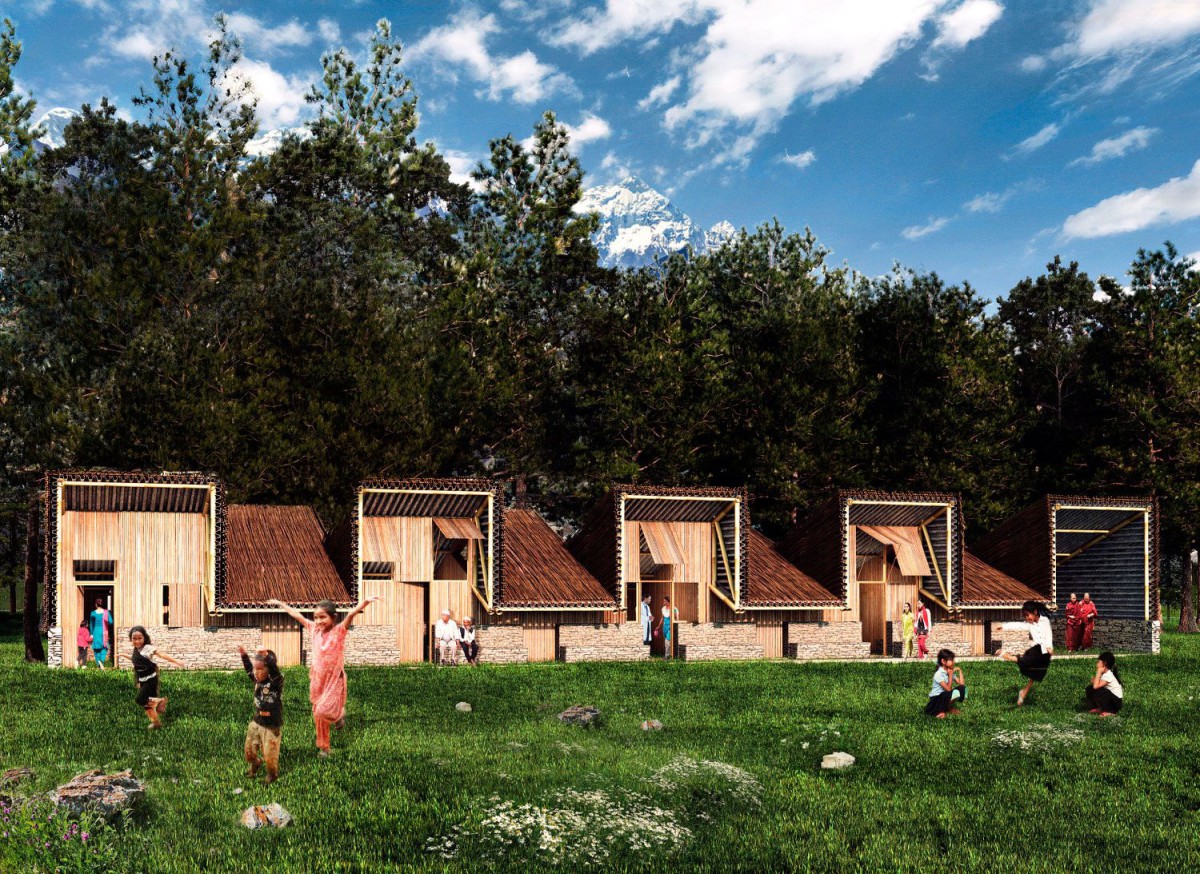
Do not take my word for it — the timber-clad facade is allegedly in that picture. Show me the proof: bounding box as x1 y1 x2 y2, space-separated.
34 470 1163 667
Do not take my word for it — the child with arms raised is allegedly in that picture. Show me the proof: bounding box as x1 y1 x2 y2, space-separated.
238 646 284 783
267 595 381 757
117 626 184 729
926 648 967 718
998 600 1054 706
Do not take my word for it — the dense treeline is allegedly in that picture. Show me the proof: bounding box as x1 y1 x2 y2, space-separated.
1 22 1198 619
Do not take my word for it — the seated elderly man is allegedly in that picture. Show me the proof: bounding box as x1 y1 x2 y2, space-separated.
433 609 459 666
458 617 479 666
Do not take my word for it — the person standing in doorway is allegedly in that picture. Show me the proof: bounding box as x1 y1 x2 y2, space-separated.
901 603 915 659
658 597 678 660
641 594 653 646
1064 593 1082 652
914 600 932 659
88 597 111 670
1079 593 1099 650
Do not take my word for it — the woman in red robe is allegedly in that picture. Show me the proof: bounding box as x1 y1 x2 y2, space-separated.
1078 593 1099 649
1064 593 1082 652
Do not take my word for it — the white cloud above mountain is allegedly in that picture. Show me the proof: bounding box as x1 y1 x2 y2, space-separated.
410 9 574 104
1070 127 1157 167
1063 159 1200 239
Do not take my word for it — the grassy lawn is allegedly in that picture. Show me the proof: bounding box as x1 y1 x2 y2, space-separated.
2 619 1200 873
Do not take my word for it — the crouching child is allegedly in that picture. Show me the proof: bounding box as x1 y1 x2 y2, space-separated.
239 645 284 784
926 648 967 718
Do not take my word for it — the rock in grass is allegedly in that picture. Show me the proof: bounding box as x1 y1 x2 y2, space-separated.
240 803 292 829
52 770 144 821
641 720 663 731
558 705 601 728
821 752 855 770
1 767 34 789
456 702 473 713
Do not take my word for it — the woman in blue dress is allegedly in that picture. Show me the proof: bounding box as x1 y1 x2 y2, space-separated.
88 597 111 669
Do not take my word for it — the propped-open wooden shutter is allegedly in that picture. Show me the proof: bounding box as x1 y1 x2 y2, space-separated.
857 526 931 577
639 522 686 566
434 517 485 540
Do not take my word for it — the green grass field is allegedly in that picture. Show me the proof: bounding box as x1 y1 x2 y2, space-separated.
2 620 1200 873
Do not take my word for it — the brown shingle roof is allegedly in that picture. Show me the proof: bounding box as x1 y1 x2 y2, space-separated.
500 508 617 609
961 550 1043 606
224 505 351 607
743 529 841 608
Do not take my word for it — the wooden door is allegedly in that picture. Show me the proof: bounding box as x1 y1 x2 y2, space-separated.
859 582 887 654
396 580 428 662
262 616 302 667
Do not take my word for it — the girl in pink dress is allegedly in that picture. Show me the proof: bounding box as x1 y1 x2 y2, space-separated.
268 595 381 756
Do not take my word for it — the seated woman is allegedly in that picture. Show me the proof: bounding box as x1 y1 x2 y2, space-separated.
458 617 479 666
1085 651 1123 717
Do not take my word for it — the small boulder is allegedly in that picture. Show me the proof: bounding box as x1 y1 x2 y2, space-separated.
558 705 601 728
1 767 34 789
52 770 145 821
641 720 663 731
455 702 473 713
240 803 292 829
821 752 856 770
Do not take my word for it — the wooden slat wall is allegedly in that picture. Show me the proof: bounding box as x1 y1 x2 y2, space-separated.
361 516 433 582
885 560 919 631
58 510 210 667
622 521 640 583
756 613 785 657
168 583 204 627
824 526 858 623
521 613 558 662
396 580 426 662
429 580 476 627
261 615 303 667
673 581 701 623
671 521 714 587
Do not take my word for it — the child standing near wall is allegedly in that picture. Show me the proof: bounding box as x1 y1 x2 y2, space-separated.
267 595 381 757
76 620 91 669
998 600 1054 706
901 603 915 658
238 645 284 784
1085 651 1124 717
117 626 185 730
925 648 967 717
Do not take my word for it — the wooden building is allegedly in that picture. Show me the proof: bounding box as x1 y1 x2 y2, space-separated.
42 470 352 669
967 494 1161 653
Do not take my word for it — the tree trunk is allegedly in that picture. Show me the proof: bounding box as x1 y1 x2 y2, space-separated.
1179 549 1199 633
23 492 45 662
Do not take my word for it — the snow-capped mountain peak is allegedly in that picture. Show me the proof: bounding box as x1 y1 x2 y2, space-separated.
33 107 78 152
575 175 733 269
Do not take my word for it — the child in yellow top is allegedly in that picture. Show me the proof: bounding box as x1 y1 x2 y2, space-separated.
901 603 915 658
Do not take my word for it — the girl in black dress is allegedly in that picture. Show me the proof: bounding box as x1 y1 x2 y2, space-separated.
997 601 1054 706
118 626 185 729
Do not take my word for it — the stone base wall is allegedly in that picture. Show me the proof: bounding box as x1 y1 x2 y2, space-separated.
119 625 249 670
785 621 872 659
558 622 650 662
475 625 529 664
1048 616 1160 654
302 625 403 667
678 622 764 661
885 621 973 658
47 627 63 668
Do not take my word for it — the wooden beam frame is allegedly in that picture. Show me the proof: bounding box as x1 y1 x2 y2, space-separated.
918 586 952 612
1055 512 1143 563
708 582 741 613
206 485 217 615
920 523 949 603
713 520 735 601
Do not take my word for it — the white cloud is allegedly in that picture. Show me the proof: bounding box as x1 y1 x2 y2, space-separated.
1020 55 1047 72
1011 122 1060 155
931 0 1004 50
565 114 613 147
554 2 991 160
1063 159 1200 238
411 10 573 104
223 58 311 128
318 18 341 44
902 216 951 239
1069 126 1157 167
1073 0 1200 57
1186 250 1200 267
778 149 816 170
638 75 681 111
112 30 161 60
442 148 482 190
963 179 1039 212
224 13 312 54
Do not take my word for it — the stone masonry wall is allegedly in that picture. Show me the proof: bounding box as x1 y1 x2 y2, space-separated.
677 622 763 661
47 627 63 668
785 622 872 659
886 621 973 658
558 622 650 662
302 624 402 667
475 625 529 664
1047 616 1161 654
118 625 249 670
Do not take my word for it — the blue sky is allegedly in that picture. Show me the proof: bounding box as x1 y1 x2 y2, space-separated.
8 0 1200 298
